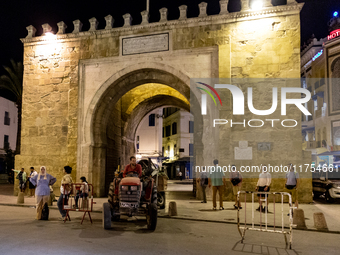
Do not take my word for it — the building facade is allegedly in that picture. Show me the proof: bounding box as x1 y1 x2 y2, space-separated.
301 14 340 165
162 107 193 179
0 97 17 174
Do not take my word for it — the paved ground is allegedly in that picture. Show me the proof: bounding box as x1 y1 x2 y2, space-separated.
166 179 193 191
1 183 340 232
0 205 339 255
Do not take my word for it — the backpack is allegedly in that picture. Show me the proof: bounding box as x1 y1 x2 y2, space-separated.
231 172 241 186
41 202 49 220
204 176 208 185
201 173 208 186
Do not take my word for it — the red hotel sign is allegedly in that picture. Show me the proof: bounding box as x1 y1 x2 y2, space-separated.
328 29 340 40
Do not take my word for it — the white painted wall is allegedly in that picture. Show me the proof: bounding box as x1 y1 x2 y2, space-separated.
135 108 163 156
0 97 18 151
162 110 193 160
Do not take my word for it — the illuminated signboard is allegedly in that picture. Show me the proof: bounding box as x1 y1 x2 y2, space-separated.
313 50 323 61
328 29 340 40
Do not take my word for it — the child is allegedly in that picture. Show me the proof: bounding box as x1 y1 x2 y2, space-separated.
74 176 89 209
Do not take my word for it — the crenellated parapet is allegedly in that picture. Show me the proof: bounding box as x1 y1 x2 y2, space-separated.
21 0 303 43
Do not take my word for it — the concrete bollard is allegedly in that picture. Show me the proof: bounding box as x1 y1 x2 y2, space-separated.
314 212 328 231
168 201 177 216
17 192 25 204
293 209 307 229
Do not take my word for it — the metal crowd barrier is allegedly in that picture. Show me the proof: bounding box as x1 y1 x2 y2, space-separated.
237 191 295 250
62 183 95 224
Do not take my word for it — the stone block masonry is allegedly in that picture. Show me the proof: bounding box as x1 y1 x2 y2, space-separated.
16 0 311 200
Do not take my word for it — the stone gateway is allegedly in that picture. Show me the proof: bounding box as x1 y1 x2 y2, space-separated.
16 0 312 202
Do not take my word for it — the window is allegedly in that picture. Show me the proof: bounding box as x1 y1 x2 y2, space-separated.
179 148 185 152
136 136 139 151
162 147 164 156
174 144 177 155
162 127 165 138
172 122 177 135
149 114 155 126
189 121 194 133
4 112 10 126
4 135 9 149
189 144 194 156
320 78 325 87
166 125 171 137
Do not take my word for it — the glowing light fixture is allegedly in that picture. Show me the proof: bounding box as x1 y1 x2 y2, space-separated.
251 0 263 10
334 11 339 17
44 32 55 38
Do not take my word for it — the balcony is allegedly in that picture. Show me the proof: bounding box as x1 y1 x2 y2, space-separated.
306 141 316 149
306 141 321 149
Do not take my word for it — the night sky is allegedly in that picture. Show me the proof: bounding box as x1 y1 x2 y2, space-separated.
0 0 339 88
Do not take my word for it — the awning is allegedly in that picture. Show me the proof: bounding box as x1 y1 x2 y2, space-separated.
317 151 340 156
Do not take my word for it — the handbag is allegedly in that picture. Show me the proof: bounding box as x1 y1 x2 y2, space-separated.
41 203 49 220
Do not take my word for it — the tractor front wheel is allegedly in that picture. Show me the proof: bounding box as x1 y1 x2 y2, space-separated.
147 203 158 230
103 202 112 229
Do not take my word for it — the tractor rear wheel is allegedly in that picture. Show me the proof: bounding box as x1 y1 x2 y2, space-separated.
103 203 112 229
147 203 158 231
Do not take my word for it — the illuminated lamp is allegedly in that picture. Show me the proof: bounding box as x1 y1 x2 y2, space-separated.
334 11 339 17
251 0 263 10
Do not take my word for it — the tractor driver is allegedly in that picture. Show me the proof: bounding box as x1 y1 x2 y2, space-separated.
123 156 142 178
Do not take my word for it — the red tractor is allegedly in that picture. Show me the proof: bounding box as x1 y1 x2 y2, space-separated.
103 170 158 230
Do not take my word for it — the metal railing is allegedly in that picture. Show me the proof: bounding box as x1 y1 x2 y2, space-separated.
237 191 295 250
62 183 95 224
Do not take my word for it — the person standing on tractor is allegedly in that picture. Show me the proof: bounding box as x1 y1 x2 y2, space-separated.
123 156 142 178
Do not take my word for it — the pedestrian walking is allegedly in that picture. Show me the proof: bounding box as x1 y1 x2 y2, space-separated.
196 167 208 203
256 164 271 212
74 176 89 209
209 159 226 210
29 166 56 220
185 169 189 179
178 171 183 181
230 165 243 209
27 167 38 197
12 168 27 193
285 163 299 209
57 166 73 221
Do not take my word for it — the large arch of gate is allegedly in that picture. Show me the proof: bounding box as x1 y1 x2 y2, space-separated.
78 63 204 196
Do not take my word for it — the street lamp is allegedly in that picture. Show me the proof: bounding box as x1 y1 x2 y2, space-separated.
251 0 263 10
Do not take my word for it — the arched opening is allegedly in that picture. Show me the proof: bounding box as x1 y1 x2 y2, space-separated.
78 65 204 196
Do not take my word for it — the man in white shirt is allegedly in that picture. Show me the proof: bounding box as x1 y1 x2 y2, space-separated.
256 164 272 212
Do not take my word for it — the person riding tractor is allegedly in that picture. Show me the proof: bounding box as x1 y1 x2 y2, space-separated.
104 155 158 230
123 156 142 178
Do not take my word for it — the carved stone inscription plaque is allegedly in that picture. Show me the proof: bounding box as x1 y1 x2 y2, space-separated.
257 142 271 151
234 141 253 160
122 33 169 56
